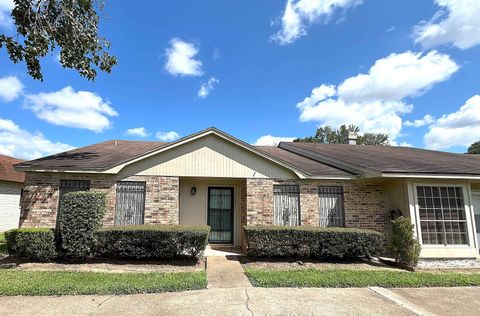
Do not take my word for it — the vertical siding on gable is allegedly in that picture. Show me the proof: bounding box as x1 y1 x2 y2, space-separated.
119 134 298 179
0 181 22 232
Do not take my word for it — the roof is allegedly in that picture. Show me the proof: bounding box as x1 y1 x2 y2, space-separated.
279 142 480 176
255 146 353 177
0 154 25 183
14 127 480 179
15 128 309 178
15 140 167 171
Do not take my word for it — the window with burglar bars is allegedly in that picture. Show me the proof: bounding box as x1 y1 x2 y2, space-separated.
273 185 300 226
416 186 469 245
318 186 345 227
59 180 90 197
114 181 146 226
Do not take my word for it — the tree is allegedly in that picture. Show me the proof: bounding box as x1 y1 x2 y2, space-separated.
295 124 390 146
468 141 480 154
0 0 116 81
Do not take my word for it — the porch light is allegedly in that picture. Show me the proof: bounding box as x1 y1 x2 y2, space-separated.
191 186 197 195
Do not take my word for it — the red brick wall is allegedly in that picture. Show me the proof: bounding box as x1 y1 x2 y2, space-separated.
19 172 179 228
242 178 387 236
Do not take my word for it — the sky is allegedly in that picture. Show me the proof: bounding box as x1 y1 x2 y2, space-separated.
1 0 480 160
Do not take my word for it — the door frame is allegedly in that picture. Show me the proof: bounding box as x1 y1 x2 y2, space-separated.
207 186 234 244
472 193 480 253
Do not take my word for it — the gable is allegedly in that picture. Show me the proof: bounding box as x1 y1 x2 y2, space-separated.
119 134 300 179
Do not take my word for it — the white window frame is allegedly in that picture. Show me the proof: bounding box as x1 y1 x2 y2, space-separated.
413 183 475 249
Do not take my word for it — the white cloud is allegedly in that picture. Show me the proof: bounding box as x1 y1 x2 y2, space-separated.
271 0 362 45
0 117 74 160
0 76 23 102
405 114 435 127
424 95 480 149
164 38 203 77
156 131 180 142
297 51 458 141
198 77 219 99
125 127 149 137
24 86 118 133
0 0 14 29
413 0 480 49
254 135 296 146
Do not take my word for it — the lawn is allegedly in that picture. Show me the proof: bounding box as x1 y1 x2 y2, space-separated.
0 270 206 296
245 268 480 288
0 233 6 254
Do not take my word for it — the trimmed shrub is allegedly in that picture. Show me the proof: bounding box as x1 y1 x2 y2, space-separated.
244 226 383 258
58 191 106 259
95 224 210 259
390 216 421 267
4 228 57 261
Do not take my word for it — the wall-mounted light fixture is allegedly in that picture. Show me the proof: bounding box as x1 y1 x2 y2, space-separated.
191 186 197 195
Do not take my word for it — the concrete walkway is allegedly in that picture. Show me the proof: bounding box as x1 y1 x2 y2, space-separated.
1 287 480 315
206 256 252 289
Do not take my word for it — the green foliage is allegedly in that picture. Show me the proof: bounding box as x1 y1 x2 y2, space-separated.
4 228 57 261
0 233 7 254
0 0 116 81
467 140 480 154
244 226 384 258
245 268 480 288
0 270 207 296
58 191 106 259
95 225 210 259
294 124 390 146
389 217 421 267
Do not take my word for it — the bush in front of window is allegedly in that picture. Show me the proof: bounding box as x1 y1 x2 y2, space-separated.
244 226 383 258
4 228 57 261
57 191 106 259
95 224 210 259
389 216 421 267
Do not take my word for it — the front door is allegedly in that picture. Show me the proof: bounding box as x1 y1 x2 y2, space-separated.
207 187 234 244
473 194 480 252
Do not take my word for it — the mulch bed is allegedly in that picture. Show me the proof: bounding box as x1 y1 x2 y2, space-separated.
239 257 403 271
0 255 204 273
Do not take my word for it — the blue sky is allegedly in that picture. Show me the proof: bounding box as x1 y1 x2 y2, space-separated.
1 0 480 159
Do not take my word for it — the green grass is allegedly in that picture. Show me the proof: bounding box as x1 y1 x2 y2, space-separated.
0 270 206 296
0 233 6 254
245 268 480 288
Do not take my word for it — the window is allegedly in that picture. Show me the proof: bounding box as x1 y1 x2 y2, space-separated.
114 181 146 225
318 186 345 227
59 179 90 197
416 186 469 245
273 185 300 226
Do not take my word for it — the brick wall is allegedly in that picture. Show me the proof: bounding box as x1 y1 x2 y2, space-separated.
242 178 387 236
19 172 179 228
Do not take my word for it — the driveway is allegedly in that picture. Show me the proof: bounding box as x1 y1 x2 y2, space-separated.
1 287 479 316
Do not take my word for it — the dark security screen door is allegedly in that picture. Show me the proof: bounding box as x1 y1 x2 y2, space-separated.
208 187 234 244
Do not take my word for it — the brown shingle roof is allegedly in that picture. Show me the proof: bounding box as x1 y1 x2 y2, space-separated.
0 154 25 183
255 146 353 177
15 140 167 171
280 142 480 176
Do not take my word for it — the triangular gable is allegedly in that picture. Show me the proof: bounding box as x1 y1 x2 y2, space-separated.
109 128 308 179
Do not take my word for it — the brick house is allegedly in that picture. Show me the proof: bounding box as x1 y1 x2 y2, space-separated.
14 127 480 259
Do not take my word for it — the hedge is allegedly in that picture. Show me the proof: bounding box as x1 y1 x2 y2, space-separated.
95 224 210 259
57 192 106 259
390 217 421 267
4 228 57 261
244 226 383 258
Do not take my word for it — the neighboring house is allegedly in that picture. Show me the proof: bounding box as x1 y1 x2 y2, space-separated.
0 154 25 232
14 127 480 259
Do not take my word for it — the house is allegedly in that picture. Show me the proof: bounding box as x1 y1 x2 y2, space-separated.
14 127 480 259
0 154 25 232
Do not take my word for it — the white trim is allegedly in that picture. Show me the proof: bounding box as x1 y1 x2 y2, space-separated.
383 173 480 180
